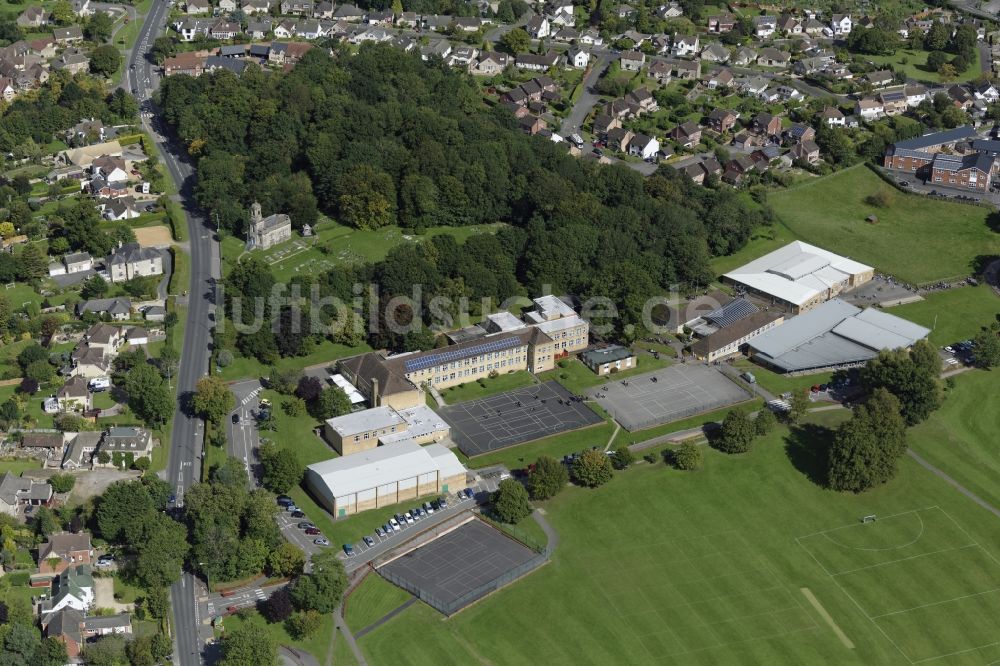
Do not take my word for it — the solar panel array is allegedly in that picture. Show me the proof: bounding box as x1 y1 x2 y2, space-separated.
404 335 523 372
705 298 758 328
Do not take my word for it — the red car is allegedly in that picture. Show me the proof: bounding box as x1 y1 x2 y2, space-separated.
304 527 321 535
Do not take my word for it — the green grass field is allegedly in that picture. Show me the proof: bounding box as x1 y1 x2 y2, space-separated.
357 400 1000 665
219 607 334 663
729 358 832 398
886 285 999 348
221 220 506 282
0 457 42 476
345 573 413 632
769 166 1000 284
217 338 371 382
440 370 537 404
867 48 983 84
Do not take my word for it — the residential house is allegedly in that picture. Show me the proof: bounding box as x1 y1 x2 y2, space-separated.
669 121 701 148
681 162 707 184
60 432 102 470
739 75 768 96
856 97 884 120
790 139 821 164
525 15 550 38
218 0 237 10
784 123 816 144
706 68 733 89
649 60 672 83
567 48 589 69
831 13 852 36
312 1 333 18
619 50 645 71
700 42 729 63
865 70 895 88
606 127 634 153
17 6 48 28
754 15 776 38
163 51 206 76
628 134 660 160
671 59 699 79
271 21 295 39
294 20 324 39
469 51 511 76
516 51 559 71
241 0 270 14
396 11 419 27
879 89 907 116
246 19 272 39
102 198 141 221
625 86 657 113
281 0 314 15
803 18 825 36
37 532 93 577
672 34 699 57
708 108 738 133
51 251 93 276
948 84 975 110
592 113 620 135
76 298 132 321
174 17 213 41
447 46 479 67
778 15 801 34
57 376 91 413
733 46 756 66
210 20 241 39
757 47 790 67
732 130 763 152
51 48 88 74
974 79 999 103
40 565 94 616
707 13 737 33
333 3 364 20
820 106 845 126
931 152 992 191
107 243 163 283
44 609 132 660
905 84 928 107
95 427 154 464
723 155 756 184
185 0 209 14
579 28 603 46
753 112 782 137
0 472 51 516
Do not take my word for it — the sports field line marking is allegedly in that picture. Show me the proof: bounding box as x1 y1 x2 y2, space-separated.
870 586 1000 620
796 535 914 664
935 506 1000 570
794 506 938 540
912 640 1000 664
800 587 855 649
821 511 927 552
830 543 979 577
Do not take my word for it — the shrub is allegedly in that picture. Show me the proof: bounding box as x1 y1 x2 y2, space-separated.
216 350 233 367
491 478 531 524
671 442 703 470
571 449 613 487
49 473 75 493
864 188 893 208
285 610 322 639
610 444 633 470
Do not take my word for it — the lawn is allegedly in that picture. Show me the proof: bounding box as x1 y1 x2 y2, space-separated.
221 220 506 282
729 357 832 398
357 408 1000 665
887 285 999 347
867 48 982 84
344 573 413 632
768 165 1000 284
217 337 371 383
0 457 41 475
536 352 672 396
257 388 335 467
219 607 334 664
611 401 755 448
440 370 537 404
906 370 1000 510
168 248 190 297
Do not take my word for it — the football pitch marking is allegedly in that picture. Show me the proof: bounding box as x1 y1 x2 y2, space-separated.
800 587 854 649
797 506 1000 664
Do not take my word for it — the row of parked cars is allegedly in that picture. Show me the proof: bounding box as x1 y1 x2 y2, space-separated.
343 488 477 557
277 495 330 547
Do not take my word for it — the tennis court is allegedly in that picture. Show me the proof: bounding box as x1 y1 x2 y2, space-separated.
378 519 542 615
588 364 751 431
439 381 604 457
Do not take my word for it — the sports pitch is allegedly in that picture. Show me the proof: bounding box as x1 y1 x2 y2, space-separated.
439 381 604 457
587 363 751 431
798 506 1000 664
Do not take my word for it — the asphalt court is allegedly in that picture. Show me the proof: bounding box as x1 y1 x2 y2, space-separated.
439 380 604 457
587 363 751 431
378 519 538 614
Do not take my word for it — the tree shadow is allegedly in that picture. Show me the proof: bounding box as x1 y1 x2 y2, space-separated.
971 254 1000 277
783 423 835 487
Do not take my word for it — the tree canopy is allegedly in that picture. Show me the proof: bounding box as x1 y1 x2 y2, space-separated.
828 388 908 492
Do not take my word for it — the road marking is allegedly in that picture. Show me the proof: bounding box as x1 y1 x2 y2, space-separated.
801 587 854 649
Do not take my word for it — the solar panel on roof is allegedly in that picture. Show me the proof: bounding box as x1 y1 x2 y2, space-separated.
404 336 522 372
705 298 758 328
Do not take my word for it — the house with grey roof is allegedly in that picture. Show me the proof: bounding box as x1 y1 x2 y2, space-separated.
40 564 94 616
107 243 163 283
76 298 132 321
0 471 52 516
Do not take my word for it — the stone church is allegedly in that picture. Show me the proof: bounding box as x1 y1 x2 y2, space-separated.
245 202 292 250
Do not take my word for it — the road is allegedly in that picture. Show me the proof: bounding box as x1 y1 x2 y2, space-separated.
559 54 608 137
125 1 222 663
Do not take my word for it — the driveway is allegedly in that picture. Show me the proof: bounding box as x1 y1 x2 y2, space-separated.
93 577 133 613
559 54 609 137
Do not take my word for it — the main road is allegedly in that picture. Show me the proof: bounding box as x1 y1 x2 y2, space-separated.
125 2 222 663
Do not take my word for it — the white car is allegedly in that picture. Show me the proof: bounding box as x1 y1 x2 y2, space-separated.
403 512 414 525
314 538 330 546
423 501 434 515
388 517 400 531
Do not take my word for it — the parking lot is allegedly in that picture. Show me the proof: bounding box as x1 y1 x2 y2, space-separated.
439 381 604 457
589 364 751 431
337 485 483 573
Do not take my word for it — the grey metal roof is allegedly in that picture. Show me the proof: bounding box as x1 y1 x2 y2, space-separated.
705 297 757 327
893 125 978 151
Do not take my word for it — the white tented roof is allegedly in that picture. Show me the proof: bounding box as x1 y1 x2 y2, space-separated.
306 441 464 498
724 241 872 306
329 373 366 405
486 310 526 332
533 314 586 337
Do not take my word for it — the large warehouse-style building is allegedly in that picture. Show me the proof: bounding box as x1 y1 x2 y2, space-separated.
305 441 468 518
723 241 874 313
746 299 930 373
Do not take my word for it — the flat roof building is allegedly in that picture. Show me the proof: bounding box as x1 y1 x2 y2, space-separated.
580 345 636 375
723 241 874 313
746 299 930 372
305 441 467 518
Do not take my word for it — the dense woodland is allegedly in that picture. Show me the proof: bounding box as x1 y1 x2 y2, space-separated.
159 46 770 351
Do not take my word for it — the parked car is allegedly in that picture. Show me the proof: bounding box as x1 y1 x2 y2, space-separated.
297 522 315 530
276 495 292 505
438 497 448 509
232 413 240 424
463 488 475 499
389 517 400 531
305 527 320 535
375 527 384 538
340 542 351 554
290 511 305 518
363 536 375 547
423 501 435 514
384 522 395 534
403 512 414 525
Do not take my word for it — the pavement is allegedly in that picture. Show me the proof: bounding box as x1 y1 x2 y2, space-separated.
119 0 222 662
